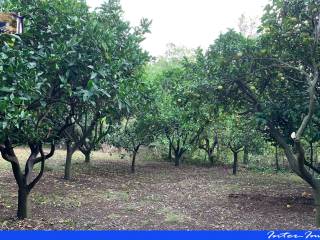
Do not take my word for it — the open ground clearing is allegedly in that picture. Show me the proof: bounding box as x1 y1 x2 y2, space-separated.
0 149 315 230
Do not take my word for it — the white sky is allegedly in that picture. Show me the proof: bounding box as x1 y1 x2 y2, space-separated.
87 0 269 56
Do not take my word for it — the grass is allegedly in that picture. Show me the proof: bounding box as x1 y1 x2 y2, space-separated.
103 190 130 201
161 208 186 224
0 147 130 175
32 192 82 208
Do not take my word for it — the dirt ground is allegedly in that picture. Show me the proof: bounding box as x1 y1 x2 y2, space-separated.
0 148 317 230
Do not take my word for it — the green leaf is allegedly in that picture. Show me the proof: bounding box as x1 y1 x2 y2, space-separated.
87 80 95 89
0 87 15 93
90 72 97 79
27 62 37 69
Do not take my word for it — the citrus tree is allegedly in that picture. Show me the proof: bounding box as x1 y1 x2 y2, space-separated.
58 0 151 179
205 0 320 225
0 0 91 218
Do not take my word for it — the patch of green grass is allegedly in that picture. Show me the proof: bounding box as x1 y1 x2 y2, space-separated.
164 212 185 224
103 190 130 201
0 161 10 171
58 219 76 227
160 208 186 224
32 193 82 208
0 191 16 209
32 193 50 205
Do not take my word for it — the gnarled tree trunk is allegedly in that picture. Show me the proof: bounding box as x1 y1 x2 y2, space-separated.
79 144 92 164
63 113 100 180
0 139 55 219
85 152 90 163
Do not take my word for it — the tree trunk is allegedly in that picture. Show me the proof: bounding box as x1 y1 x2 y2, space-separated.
233 151 238 175
174 150 182 167
310 142 314 167
17 187 29 219
85 151 91 164
131 151 136 174
275 145 280 172
168 142 172 161
0 141 55 220
64 143 75 180
243 146 249 165
314 188 320 227
208 151 214 166
174 156 180 167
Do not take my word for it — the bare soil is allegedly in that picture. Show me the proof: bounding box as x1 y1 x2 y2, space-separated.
0 149 316 230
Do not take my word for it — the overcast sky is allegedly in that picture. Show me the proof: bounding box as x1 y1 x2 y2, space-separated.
87 0 269 56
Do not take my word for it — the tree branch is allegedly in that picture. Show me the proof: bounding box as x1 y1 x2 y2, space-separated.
34 142 55 164
28 144 46 191
0 139 19 164
295 140 318 189
296 65 318 139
